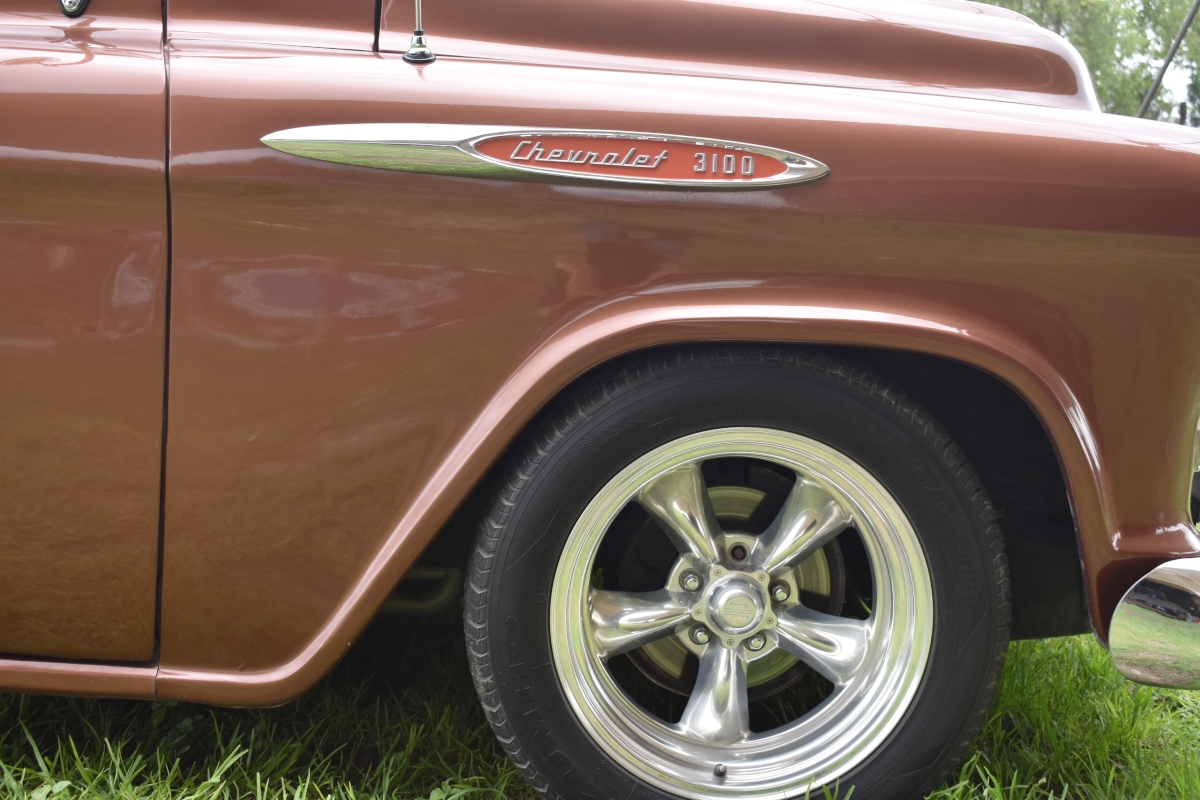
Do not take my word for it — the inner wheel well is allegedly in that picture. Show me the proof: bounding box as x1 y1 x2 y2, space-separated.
419 343 1087 640
839 347 1087 639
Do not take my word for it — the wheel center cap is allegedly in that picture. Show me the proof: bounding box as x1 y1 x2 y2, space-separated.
707 576 765 635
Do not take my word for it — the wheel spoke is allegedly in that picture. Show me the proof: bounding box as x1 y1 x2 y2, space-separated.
589 589 693 658
636 463 722 564
774 605 872 686
676 644 750 744
752 477 850 574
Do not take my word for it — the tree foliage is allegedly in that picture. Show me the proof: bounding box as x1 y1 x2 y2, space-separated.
987 0 1200 121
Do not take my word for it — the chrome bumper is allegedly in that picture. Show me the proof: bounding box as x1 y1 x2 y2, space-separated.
1110 557 1200 690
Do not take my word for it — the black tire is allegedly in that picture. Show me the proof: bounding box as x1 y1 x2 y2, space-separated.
465 346 1010 800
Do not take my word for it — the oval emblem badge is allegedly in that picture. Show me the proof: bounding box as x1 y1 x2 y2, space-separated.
718 596 757 627
262 124 828 190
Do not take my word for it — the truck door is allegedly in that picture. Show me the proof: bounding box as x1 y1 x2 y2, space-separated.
0 0 167 661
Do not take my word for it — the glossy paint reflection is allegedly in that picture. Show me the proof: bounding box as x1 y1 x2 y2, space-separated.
0 2 166 662
380 0 1097 110
157 37 1200 705
168 0 376 51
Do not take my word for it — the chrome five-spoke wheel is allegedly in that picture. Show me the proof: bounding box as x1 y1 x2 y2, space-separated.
467 348 1009 800
552 428 932 797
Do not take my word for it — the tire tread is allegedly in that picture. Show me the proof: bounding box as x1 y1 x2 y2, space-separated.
465 345 1011 800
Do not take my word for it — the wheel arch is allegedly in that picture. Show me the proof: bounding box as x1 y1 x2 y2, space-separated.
425 341 1091 641
156 297 1114 705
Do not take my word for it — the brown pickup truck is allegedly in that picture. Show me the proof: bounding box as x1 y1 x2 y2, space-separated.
2 0 1198 797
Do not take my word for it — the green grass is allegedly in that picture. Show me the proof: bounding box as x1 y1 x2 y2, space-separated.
928 634 1200 799
1 616 1197 799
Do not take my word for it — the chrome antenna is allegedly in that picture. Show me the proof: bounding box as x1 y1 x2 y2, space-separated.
402 0 436 63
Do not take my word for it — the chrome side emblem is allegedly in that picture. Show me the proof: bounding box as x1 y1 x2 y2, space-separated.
261 124 828 189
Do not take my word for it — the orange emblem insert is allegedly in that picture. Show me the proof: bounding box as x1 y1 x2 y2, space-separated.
472 134 790 183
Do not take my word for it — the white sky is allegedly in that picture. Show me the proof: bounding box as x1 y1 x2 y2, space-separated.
1161 60 1192 103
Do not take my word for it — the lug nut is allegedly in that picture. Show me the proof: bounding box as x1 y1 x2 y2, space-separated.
689 624 712 645
729 543 748 562
770 582 791 603
680 570 702 592
746 634 766 651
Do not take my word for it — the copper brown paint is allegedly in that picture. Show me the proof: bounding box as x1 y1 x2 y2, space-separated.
157 32 1200 705
0 0 166 667
380 0 1097 109
169 0 376 51
1 0 1198 707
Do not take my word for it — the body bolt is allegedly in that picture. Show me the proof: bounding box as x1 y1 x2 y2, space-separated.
714 763 727 777
746 634 766 651
680 570 702 592
770 582 791 602
689 624 712 645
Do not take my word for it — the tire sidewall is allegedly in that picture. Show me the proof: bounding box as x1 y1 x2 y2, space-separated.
475 352 1005 800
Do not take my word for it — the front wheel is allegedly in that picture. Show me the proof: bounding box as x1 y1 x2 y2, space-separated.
466 347 1009 800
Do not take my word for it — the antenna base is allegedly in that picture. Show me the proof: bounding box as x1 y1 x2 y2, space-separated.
403 31 436 63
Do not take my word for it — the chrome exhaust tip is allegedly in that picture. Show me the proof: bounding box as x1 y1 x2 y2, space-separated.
1110 556 1200 690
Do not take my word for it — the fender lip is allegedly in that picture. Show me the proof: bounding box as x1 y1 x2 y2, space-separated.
1109 555 1200 690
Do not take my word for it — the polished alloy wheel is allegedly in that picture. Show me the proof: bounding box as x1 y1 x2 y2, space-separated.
468 348 1009 800
551 427 933 798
